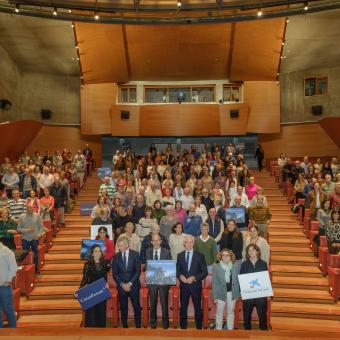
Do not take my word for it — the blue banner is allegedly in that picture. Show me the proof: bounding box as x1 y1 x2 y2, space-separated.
75 278 111 310
80 203 95 216
97 167 112 179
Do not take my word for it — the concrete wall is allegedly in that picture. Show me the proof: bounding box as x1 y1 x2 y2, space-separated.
20 72 80 124
0 49 80 124
281 66 340 123
0 44 21 121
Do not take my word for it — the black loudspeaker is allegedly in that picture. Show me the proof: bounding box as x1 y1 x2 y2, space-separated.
0 99 12 111
230 109 239 118
41 109 52 120
121 110 130 120
312 105 323 115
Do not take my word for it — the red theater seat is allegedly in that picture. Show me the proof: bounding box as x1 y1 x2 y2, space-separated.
303 209 311 236
318 236 329 275
298 199 305 225
328 255 340 299
2 282 20 324
309 220 319 252
15 252 36 296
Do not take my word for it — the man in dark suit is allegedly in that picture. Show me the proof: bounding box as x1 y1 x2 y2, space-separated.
176 234 208 329
145 234 172 329
112 236 141 328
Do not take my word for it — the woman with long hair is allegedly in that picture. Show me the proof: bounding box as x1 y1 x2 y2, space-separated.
212 249 240 330
78 244 111 327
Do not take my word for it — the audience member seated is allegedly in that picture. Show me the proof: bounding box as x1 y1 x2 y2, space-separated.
325 210 340 254
305 182 327 220
19 168 37 199
1 166 19 198
8 189 26 223
169 222 187 260
112 207 133 239
245 177 258 201
207 207 224 245
294 172 308 203
159 205 178 240
40 188 55 226
229 186 250 209
184 203 203 237
329 182 340 211
91 196 110 220
249 196 272 239
229 195 249 231
92 208 113 225
50 175 68 227
180 187 195 212
174 200 187 225
99 177 115 200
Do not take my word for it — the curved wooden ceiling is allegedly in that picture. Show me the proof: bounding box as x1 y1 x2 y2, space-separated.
75 18 285 82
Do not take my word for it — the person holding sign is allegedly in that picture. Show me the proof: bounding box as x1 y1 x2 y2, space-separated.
78 244 111 327
240 244 269 330
112 236 141 328
212 249 240 330
176 234 208 329
145 234 172 329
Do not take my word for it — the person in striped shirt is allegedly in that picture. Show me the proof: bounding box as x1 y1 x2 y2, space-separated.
99 177 115 200
8 189 26 224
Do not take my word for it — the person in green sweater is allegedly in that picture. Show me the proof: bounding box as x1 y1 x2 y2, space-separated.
194 222 217 273
0 209 17 250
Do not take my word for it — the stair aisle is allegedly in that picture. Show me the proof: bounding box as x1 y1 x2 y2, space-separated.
253 170 340 332
17 175 101 327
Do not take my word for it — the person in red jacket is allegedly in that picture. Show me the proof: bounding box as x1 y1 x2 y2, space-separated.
95 226 115 261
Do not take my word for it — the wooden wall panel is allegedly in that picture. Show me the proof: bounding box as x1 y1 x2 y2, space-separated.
319 117 340 150
219 103 249 135
75 23 128 84
244 81 280 133
139 104 220 136
259 123 340 159
81 83 116 135
0 120 43 163
26 125 102 167
111 105 140 136
231 18 285 81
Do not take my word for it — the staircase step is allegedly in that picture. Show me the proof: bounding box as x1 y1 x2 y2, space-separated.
29 285 79 300
270 246 312 255
271 264 323 277
271 255 319 266
272 276 329 290
271 316 340 332
58 229 89 236
17 314 82 327
20 298 81 315
45 253 82 263
269 231 306 237
53 238 84 245
49 244 81 254
40 263 84 274
273 288 334 304
269 238 309 245
35 274 82 286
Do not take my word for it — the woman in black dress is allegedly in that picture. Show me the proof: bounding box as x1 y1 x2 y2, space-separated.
79 244 111 327
240 244 269 330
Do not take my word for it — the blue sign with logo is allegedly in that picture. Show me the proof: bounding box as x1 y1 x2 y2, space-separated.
80 203 95 216
97 167 111 179
75 278 111 310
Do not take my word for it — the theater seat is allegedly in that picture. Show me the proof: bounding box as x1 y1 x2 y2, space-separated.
2 281 20 324
303 209 311 237
309 220 319 252
298 199 305 225
318 236 329 275
328 255 340 299
15 252 36 296
234 297 271 329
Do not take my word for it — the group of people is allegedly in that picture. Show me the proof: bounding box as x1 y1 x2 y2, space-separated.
0 145 93 328
278 155 340 254
81 142 272 330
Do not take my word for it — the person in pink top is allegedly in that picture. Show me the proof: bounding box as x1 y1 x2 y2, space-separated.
95 226 115 261
245 177 259 201
175 200 187 225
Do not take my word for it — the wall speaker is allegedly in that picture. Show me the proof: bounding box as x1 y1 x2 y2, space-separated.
0 99 12 111
41 109 52 120
230 109 239 118
121 110 130 120
312 105 323 115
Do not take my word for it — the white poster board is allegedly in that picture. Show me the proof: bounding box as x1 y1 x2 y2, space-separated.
238 271 273 300
90 225 113 241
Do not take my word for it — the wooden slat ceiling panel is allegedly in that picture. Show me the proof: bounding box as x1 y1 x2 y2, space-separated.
124 24 232 80
75 23 129 84
230 18 285 81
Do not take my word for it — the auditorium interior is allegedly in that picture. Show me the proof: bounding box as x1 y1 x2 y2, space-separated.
0 0 339 339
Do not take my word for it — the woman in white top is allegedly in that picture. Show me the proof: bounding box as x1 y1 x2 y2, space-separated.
116 221 141 253
277 153 288 169
194 195 208 222
169 222 186 260
137 206 158 240
243 225 270 265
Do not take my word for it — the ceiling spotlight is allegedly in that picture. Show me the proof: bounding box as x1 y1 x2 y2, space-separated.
53 7 57 16
94 12 99 20
257 9 263 17
177 1 182 7
304 2 308 10
14 4 20 13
